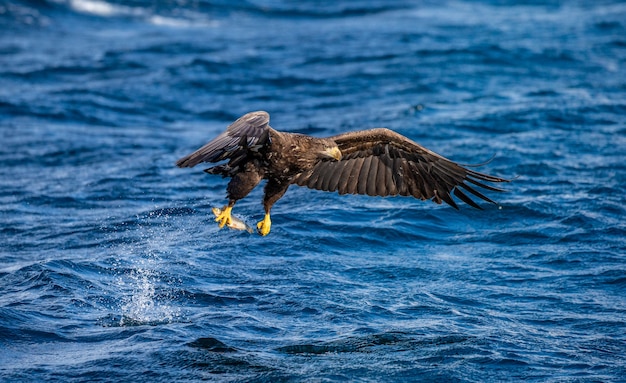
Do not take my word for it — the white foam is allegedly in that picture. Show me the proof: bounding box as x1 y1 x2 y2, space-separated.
148 15 217 28
149 15 189 27
69 0 142 17
66 0 217 28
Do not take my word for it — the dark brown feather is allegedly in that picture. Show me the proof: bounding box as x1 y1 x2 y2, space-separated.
358 156 371 195
327 161 344 192
176 111 271 168
346 158 364 194
374 158 388 196
336 159 355 195
365 156 378 196
319 162 335 191
178 111 509 221
292 127 508 209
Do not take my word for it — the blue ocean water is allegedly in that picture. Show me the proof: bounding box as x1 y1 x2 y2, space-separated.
1 0 625 381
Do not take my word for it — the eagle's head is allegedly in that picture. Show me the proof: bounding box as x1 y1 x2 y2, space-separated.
318 140 342 161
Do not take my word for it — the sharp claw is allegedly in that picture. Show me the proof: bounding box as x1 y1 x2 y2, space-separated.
214 206 233 229
256 213 271 236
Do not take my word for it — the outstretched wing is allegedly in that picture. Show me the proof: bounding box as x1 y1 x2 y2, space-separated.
293 128 508 209
176 111 271 168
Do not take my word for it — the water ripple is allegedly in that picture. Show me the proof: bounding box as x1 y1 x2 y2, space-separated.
1 0 626 382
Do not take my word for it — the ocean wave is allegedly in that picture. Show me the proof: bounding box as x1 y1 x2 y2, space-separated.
2 0 626 381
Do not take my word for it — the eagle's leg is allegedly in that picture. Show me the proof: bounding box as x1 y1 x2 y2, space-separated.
257 181 289 236
219 163 263 230
212 161 263 229
257 212 271 236
215 200 235 228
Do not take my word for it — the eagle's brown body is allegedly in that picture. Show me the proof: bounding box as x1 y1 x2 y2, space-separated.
176 111 508 235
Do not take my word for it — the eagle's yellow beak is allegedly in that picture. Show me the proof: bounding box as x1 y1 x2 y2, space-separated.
323 146 343 161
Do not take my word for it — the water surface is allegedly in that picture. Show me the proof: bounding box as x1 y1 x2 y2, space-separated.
1 0 625 381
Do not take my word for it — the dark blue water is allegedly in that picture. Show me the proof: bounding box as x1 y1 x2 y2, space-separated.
1 0 625 381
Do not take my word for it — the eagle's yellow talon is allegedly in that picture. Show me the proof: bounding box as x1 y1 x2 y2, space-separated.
256 214 271 236
214 206 233 228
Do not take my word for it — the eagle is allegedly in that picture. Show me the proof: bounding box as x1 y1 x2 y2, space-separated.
176 111 508 236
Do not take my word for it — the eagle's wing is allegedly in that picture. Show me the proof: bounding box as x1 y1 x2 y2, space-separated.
293 128 508 209
176 111 271 168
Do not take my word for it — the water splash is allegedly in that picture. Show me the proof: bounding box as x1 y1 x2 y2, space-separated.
118 266 182 326
105 207 188 326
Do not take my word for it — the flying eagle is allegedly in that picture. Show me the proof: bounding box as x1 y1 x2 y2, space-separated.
176 111 508 236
